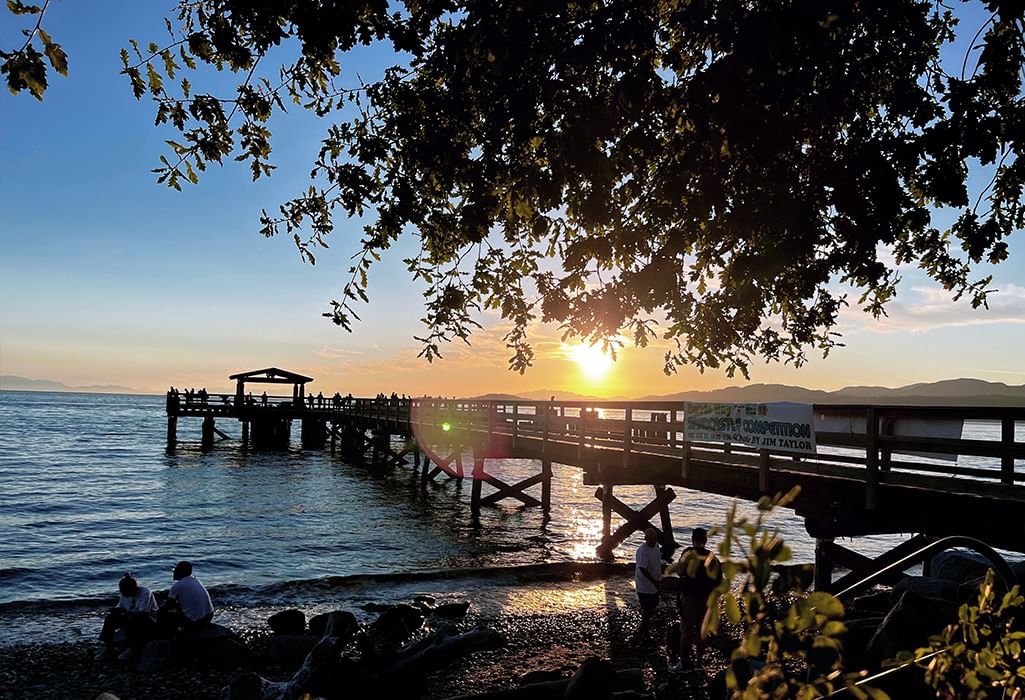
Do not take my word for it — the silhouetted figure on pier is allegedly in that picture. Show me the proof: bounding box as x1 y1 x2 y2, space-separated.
156 561 214 637
666 527 721 674
333 392 341 408
261 391 267 405
634 527 662 635
198 388 208 404
317 391 324 407
96 572 158 662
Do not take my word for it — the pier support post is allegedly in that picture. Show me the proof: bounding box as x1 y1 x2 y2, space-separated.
814 538 835 592
758 449 771 493
201 416 215 451
420 455 431 488
301 417 327 450
241 420 249 448
541 460 552 514
166 416 177 453
471 455 485 518
599 482 614 560
654 484 676 552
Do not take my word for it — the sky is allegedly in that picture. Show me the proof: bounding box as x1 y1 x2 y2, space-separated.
1 2 1023 398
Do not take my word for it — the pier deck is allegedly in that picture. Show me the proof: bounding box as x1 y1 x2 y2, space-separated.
167 390 1025 585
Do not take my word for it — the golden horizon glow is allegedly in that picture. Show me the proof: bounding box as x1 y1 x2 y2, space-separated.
568 343 614 383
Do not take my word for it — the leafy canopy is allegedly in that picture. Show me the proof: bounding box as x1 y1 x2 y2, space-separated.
1 0 67 99
120 1 1024 376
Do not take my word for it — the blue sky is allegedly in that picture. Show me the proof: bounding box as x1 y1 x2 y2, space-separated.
1 2 1022 397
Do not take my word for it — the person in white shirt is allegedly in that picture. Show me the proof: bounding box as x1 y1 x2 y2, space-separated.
157 560 214 634
634 527 663 634
96 573 158 660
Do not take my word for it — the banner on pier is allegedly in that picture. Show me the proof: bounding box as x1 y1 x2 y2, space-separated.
684 402 817 455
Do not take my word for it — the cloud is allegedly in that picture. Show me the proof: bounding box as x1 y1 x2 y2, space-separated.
312 346 366 360
846 283 1025 334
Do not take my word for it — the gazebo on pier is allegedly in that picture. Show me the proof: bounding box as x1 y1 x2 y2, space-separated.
229 367 314 407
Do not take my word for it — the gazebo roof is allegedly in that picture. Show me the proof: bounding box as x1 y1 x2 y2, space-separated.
228 367 314 384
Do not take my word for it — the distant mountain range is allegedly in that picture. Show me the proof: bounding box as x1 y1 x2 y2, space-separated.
481 378 1025 405
0 375 148 395
4 374 1023 405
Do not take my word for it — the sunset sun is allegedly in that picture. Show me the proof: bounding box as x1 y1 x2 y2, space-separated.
570 343 614 382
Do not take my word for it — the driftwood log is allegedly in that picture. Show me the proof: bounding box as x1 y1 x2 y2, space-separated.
221 608 504 700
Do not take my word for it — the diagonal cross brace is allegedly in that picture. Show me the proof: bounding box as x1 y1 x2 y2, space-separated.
595 486 676 557
594 486 660 535
478 473 544 507
387 444 414 466
426 451 462 481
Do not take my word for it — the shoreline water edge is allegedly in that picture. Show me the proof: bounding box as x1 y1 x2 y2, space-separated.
1 563 718 699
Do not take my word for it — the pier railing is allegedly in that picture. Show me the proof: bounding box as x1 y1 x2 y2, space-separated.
379 398 1025 505
166 392 1025 504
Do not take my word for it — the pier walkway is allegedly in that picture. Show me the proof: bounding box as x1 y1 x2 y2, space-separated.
166 373 1025 590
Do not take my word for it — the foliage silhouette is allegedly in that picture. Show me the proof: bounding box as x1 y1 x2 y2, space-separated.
2 0 66 99
115 2 1024 374
705 487 887 698
903 568 1025 699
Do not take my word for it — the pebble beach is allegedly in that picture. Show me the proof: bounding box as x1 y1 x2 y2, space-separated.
0 577 728 700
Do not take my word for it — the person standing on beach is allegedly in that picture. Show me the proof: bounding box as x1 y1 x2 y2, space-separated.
666 527 721 673
96 573 158 661
157 561 214 636
634 527 663 635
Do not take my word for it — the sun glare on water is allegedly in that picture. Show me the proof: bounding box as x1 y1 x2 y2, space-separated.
570 343 614 382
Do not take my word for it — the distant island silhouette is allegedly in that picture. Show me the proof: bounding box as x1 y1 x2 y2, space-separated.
0 375 148 395
3 374 1023 405
477 378 1025 406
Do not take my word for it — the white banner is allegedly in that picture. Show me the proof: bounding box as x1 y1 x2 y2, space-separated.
684 402 817 455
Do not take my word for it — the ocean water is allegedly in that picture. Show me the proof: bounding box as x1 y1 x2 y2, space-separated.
0 390 1019 646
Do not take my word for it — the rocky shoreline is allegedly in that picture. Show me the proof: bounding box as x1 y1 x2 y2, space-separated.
0 590 721 700
3 549 1019 699
0 578 723 700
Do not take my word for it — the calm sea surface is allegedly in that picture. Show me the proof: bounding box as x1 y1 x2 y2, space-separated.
0 391 1019 645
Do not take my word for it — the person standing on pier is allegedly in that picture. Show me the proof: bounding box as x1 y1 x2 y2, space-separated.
634 527 663 635
666 527 721 673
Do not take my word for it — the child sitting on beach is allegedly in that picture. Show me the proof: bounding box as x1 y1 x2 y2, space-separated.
96 572 158 661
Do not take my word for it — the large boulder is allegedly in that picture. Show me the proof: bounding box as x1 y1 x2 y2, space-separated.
136 639 173 675
563 657 616 700
362 605 424 659
431 602 470 620
867 591 958 662
220 672 274 700
268 609 306 636
266 634 318 666
930 550 992 585
893 576 960 601
309 610 359 641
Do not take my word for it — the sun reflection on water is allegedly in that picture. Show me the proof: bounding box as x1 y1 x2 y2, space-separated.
502 581 629 615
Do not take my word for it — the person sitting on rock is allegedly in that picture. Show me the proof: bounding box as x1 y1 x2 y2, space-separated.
96 572 158 661
157 560 214 636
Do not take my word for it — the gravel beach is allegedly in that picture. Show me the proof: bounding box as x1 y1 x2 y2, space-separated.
0 577 730 700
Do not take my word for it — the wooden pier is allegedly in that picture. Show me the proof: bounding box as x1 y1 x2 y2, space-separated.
166 368 1025 590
